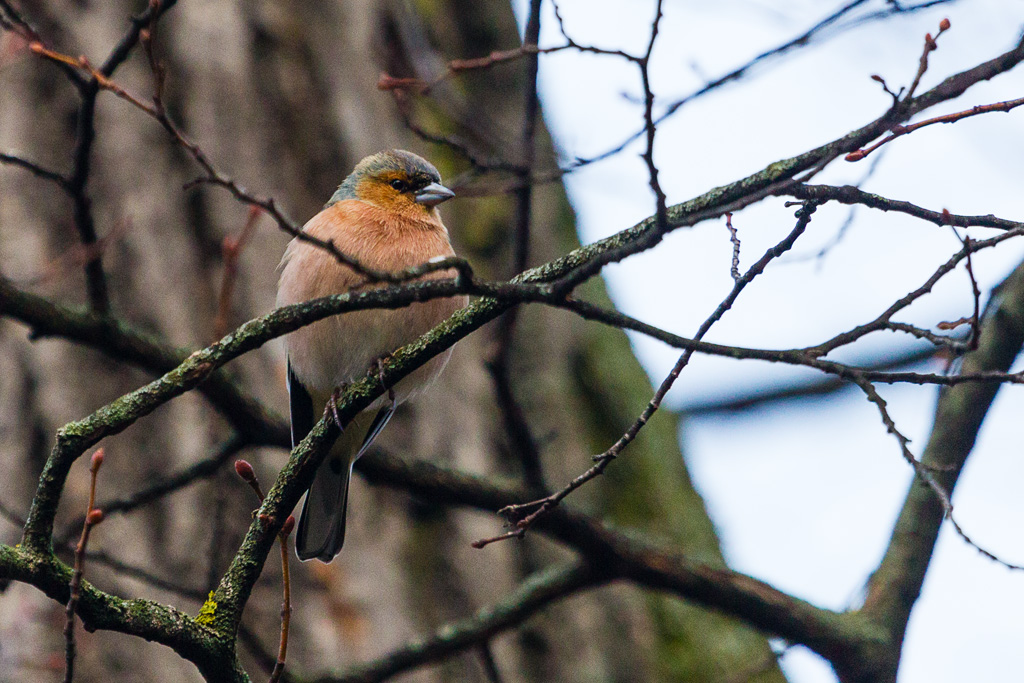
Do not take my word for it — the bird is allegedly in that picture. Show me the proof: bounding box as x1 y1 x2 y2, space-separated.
276 149 467 563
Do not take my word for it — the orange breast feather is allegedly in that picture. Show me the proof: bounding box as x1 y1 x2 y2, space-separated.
278 200 466 402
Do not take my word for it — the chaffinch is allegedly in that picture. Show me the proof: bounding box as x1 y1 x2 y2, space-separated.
277 149 466 562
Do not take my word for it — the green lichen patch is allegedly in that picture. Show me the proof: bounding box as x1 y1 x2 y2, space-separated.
196 592 218 627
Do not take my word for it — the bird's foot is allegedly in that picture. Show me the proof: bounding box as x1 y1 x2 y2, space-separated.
375 356 396 409
327 383 350 431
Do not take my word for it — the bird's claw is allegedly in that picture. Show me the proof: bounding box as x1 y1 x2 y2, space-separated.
328 383 349 430
375 357 396 408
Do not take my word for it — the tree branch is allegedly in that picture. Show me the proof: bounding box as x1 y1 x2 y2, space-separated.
321 562 604 683
0 544 245 681
0 277 288 447
353 448 872 664
783 183 1024 231
854 258 1024 682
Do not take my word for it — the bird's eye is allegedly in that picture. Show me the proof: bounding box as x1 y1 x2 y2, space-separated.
390 179 408 191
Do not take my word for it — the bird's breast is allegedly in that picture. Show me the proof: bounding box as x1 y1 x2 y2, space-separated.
277 200 467 400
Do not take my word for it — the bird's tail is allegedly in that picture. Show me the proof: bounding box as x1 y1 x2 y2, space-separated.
295 410 374 562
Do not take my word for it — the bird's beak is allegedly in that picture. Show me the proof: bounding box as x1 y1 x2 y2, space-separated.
415 182 455 208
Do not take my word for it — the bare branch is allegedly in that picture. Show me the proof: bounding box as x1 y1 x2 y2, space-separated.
323 562 604 683
855 257 1024 681
64 449 105 683
782 183 1024 231
476 202 818 546
0 150 69 187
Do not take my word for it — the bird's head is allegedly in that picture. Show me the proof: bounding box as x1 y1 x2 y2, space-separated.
328 149 455 219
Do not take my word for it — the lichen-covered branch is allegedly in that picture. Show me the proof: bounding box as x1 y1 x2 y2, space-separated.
0 544 246 682
0 277 288 447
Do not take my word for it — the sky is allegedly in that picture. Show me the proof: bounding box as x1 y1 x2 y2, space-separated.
513 1 1024 681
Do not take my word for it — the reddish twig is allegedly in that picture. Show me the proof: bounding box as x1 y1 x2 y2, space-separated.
270 515 294 683
18 217 130 288
27 42 167 122
64 448 106 683
28 39 460 285
214 206 263 341
0 0 86 86
840 19 1024 164
21 0 176 314
381 0 638 186
234 460 295 683
847 94 1024 162
378 45 545 95
377 20 638 97
905 18 950 101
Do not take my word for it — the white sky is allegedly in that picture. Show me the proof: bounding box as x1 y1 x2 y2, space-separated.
514 1 1024 681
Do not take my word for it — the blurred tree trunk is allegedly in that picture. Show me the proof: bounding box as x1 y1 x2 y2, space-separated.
0 1 785 681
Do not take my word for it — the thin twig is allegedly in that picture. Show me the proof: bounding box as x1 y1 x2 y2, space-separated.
214 206 263 341
36 0 176 315
270 516 294 683
64 448 105 683
851 375 1024 571
905 18 950 101
561 0 950 173
724 212 741 281
475 202 819 547
28 41 473 286
57 436 244 545
17 216 130 288
848 95 1024 162
85 549 206 601
782 182 1024 231
478 641 504 683
0 151 69 187
234 460 295 683
959 234 982 351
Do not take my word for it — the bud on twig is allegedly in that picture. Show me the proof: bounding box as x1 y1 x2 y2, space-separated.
234 459 256 483
90 448 105 472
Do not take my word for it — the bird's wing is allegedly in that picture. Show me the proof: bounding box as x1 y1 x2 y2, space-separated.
287 359 315 448
355 403 395 459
